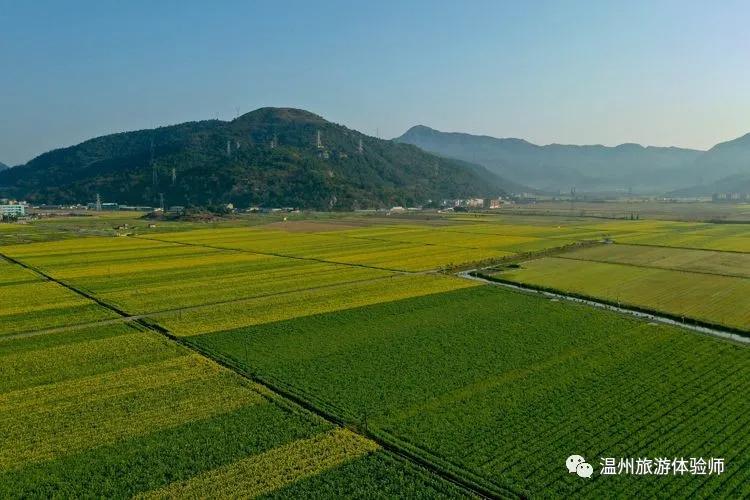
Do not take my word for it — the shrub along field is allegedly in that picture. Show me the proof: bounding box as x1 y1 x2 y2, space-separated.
186 286 750 498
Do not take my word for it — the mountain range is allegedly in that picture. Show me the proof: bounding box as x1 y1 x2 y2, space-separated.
396 126 750 194
0 162 8 171
670 173 750 197
0 108 516 209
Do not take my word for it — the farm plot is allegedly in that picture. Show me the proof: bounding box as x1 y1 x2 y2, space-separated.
148 228 512 271
186 286 750 498
615 223 750 252
155 273 478 336
0 284 462 497
497 257 750 330
3 236 399 314
332 219 725 255
438 218 750 254
0 261 118 337
0 257 39 286
561 244 750 279
336 225 557 251
98 260 394 314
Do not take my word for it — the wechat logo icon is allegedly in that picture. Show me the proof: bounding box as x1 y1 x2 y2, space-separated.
566 455 593 478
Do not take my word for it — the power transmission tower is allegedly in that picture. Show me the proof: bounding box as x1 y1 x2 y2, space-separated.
151 139 157 188
357 138 363 154
570 187 576 213
270 134 277 149
171 167 176 185
159 193 165 211
95 193 102 212
316 130 323 149
226 140 231 156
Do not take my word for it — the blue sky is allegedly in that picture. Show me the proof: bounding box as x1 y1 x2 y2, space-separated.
1 0 748 164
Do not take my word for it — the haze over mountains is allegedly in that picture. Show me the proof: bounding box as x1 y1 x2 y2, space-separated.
0 162 8 171
0 108 517 209
396 126 750 195
671 173 750 197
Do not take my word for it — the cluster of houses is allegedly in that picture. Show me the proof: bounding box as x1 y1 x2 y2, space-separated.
1 193 534 223
712 192 750 203
440 197 515 210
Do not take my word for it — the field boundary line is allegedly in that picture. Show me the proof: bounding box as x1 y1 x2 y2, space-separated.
623 241 750 255
0 317 143 343
0 248 511 499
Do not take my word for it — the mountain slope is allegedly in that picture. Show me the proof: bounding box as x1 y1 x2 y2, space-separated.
0 108 512 209
0 162 8 171
690 133 750 181
670 173 750 197
396 125 705 193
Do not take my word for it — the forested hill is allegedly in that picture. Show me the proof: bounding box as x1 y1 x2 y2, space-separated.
0 108 513 209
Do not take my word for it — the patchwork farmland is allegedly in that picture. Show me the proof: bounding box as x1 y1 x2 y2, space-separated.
494 244 750 330
1 212 748 498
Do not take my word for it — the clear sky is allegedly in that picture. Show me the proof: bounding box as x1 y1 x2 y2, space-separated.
1 0 748 165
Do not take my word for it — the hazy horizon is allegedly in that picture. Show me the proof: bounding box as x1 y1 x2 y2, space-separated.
2 0 748 165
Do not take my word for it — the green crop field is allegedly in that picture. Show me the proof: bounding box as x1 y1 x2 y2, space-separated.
496 249 750 330
185 286 750 498
0 321 461 497
1 212 748 498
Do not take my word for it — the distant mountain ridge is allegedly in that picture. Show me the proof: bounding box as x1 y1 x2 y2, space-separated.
396 125 711 193
671 173 750 197
0 161 8 171
0 108 518 209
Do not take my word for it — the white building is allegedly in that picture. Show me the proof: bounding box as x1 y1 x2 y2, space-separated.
0 204 26 217
465 198 485 208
